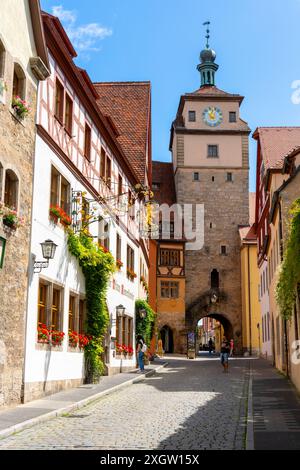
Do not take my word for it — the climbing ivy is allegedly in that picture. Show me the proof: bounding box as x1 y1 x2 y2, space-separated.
67 231 115 382
135 299 156 347
276 198 300 320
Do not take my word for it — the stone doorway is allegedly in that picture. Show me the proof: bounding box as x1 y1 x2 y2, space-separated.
196 314 234 354
160 325 174 354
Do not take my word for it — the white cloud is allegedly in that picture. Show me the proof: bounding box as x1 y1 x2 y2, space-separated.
52 5 112 55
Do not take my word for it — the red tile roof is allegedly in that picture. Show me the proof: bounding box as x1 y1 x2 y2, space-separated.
94 82 151 184
253 127 300 170
152 161 176 206
188 85 243 101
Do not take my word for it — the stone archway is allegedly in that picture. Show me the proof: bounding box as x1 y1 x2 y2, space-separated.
160 325 174 354
186 289 242 354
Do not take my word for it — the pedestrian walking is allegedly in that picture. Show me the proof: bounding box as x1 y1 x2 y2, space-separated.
136 335 147 373
208 338 213 355
230 338 234 357
220 336 230 373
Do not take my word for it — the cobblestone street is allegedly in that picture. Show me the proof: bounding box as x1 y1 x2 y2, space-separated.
0 357 249 450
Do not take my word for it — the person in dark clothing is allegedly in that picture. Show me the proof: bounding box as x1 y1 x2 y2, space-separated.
136 335 146 373
220 336 230 373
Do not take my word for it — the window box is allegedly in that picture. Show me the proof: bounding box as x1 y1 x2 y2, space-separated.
140 275 149 294
51 329 65 347
11 96 30 120
127 268 137 281
69 330 79 348
49 205 71 227
37 323 50 344
0 203 24 230
116 259 123 270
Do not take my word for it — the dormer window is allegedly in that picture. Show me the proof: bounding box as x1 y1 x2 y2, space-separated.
188 111 196 122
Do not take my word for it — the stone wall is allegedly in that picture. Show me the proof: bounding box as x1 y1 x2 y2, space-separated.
175 167 249 353
0 48 37 407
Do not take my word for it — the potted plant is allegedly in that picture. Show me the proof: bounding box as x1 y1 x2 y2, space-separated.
12 96 30 120
78 333 91 349
116 259 123 270
69 330 79 348
50 329 65 346
37 323 50 344
127 268 137 281
0 204 24 230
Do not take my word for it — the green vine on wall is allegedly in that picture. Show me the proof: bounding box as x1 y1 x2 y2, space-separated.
135 299 156 347
276 198 300 320
67 231 115 382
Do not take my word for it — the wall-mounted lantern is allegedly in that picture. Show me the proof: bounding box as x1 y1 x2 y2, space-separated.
139 308 147 319
116 304 125 316
33 239 57 274
0 237 6 269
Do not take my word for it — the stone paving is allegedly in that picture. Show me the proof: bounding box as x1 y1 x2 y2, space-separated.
0 356 249 450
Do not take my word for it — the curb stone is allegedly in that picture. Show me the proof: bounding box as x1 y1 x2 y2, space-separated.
0 363 168 440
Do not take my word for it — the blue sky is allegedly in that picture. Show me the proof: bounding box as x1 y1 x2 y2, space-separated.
41 0 300 191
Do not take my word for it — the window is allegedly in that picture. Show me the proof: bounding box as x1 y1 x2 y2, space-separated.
4 170 18 209
12 63 25 101
229 112 237 123
152 182 160 191
0 40 5 78
128 190 135 219
65 94 73 135
51 288 61 330
211 269 219 289
84 123 91 161
128 318 133 348
160 249 180 266
127 244 135 274
106 156 111 188
161 281 179 298
207 145 219 158
188 111 196 122
193 172 199 181
116 233 121 261
37 282 48 326
159 221 175 238
50 166 70 215
68 295 76 331
118 175 123 198
227 172 233 182
79 299 85 334
221 245 227 255
122 316 126 345
100 148 106 179
212 176 215 182
98 217 109 251
54 79 64 122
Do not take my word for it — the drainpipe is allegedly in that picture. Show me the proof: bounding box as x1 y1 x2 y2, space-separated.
247 245 252 356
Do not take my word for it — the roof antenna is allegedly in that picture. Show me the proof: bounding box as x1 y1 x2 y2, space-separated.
203 21 210 49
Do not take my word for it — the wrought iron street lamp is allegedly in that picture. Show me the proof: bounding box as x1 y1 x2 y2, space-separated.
33 239 57 273
116 304 125 316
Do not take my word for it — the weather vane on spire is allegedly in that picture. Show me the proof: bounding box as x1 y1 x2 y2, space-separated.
203 21 210 49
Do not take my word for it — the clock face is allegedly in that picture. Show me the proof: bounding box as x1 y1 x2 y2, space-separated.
203 106 223 127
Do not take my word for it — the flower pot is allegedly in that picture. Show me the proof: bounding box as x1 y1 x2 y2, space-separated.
3 218 17 230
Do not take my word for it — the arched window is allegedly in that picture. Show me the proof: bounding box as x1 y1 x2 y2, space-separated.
0 39 5 78
207 71 211 84
4 170 18 209
211 269 219 289
12 63 25 100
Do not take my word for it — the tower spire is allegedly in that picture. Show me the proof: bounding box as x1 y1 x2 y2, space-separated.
197 21 219 87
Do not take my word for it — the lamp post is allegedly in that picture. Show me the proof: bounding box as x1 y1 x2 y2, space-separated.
33 239 57 273
116 304 125 316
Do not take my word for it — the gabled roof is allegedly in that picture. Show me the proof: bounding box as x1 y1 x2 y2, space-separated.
253 127 300 170
152 161 176 206
94 82 151 184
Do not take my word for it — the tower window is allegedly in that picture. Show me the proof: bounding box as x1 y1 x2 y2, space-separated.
207 145 219 158
211 269 219 289
212 176 215 182
227 172 233 182
188 111 196 122
193 172 199 181
210 222 213 229
229 112 237 123
221 245 227 255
